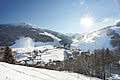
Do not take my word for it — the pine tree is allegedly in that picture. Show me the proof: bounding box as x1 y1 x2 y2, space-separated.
3 46 15 64
105 48 112 76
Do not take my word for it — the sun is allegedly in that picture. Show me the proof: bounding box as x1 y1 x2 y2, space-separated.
80 17 94 27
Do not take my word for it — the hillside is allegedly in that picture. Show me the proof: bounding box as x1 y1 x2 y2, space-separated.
71 22 120 51
0 62 101 80
0 23 72 47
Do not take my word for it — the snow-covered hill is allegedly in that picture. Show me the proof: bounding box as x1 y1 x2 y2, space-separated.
71 22 120 51
0 62 101 80
0 23 72 47
0 23 73 64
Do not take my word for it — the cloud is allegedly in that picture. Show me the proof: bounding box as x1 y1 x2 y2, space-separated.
102 18 120 23
102 18 114 23
80 0 85 5
80 17 120 33
89 18 120 32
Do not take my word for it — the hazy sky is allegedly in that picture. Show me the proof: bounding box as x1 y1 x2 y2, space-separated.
0 0 120 33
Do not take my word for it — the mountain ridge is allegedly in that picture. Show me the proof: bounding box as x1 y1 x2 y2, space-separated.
70 21 120 51
0 23 72 47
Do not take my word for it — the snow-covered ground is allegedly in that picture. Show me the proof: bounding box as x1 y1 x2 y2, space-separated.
12 45 65 63
0 62 101 80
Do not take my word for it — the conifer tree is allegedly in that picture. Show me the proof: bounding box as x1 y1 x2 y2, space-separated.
3 46 15 64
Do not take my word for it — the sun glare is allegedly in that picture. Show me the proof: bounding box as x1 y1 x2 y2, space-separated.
80 17 94 27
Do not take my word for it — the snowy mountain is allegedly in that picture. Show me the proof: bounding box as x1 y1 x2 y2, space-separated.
0 62 101 80
0 23 72 47
71 21 120 51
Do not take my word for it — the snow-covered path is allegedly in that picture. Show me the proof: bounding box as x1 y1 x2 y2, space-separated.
0 62 100 80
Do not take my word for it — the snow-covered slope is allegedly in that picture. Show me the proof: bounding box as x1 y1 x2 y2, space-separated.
0 62 100 80
11 32 62 48
71 22 120 51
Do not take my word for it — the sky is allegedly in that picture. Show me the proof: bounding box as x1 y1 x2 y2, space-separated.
0 0 120 33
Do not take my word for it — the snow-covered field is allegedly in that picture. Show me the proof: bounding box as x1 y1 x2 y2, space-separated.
0 62 101 80
12 45 65 63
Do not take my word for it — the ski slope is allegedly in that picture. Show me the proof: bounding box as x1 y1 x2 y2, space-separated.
71 25 120 51
0 62 100 80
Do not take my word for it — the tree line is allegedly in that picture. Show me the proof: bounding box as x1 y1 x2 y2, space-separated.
44 48 120 79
